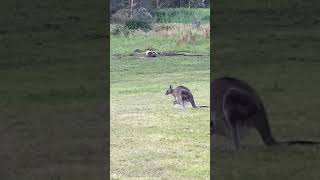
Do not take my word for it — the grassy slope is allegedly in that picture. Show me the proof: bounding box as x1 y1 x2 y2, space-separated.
213 0 320 179
0 1 107 179
110 24 210 178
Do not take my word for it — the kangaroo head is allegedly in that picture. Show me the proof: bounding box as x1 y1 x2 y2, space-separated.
165 85 174 95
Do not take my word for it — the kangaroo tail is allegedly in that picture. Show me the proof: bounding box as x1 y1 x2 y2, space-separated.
191 102 197 108
280 140 320 145
198 105 210 108
190 98 197 108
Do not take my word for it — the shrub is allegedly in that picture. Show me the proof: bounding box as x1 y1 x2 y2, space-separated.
111 25 131 36
111 7 154 32
111 8 131 23
132 7 154 22
125 19 152 31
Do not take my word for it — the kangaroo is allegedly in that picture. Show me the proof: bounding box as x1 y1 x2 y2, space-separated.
165 85 198 108
211 77 320 150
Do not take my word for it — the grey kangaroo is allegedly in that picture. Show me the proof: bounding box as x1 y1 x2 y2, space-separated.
211 77 320 150
165 85 197 108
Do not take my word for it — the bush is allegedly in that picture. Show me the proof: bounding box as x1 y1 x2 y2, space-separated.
111 8 131 23
111 7 154 32
125 19 152 32
111 25 131 36
132 7 153 21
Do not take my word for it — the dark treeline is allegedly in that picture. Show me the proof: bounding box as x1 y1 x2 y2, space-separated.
111 0 210 14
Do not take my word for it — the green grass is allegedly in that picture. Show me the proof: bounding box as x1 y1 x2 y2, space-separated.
155 8 210 23
213 0 320 179
0 0 107 179
111 35 209 55
110 22 210 178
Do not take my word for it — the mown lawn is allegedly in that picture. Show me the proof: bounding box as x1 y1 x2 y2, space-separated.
110 22 210 179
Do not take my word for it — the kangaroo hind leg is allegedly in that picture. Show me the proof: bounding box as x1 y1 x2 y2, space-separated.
230 122 240 150
223 104 241 150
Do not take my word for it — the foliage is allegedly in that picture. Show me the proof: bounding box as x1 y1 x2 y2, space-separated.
111 0 210 13
155 8 210 23
158 0 209 8
125 19 152 31
111 8 131 23
111 7 155 32
111 24 131 36
132 7 154 21
111 0 126 13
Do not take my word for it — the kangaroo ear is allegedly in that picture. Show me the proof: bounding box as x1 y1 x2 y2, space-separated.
169 85 172 89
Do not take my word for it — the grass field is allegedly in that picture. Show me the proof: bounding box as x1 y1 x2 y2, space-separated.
0 1 107 179
213 0 320 179
110 12 210 179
